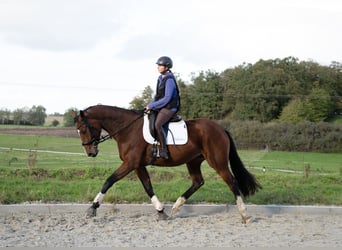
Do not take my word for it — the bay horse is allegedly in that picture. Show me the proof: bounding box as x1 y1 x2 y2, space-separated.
72 105 261 223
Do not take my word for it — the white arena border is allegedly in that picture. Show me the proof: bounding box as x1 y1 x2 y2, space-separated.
1 203 341 216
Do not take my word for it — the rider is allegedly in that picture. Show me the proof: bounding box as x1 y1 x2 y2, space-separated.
145 56 180 159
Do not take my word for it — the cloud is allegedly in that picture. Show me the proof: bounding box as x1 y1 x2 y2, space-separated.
0 0 341 114
0 0 122 51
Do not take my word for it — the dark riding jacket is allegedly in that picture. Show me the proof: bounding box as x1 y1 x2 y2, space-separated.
148 72 180 112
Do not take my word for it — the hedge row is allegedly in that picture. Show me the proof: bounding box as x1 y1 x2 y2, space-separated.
219 120 342 153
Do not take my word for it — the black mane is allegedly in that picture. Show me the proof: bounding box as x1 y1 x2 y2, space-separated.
83 104 144 116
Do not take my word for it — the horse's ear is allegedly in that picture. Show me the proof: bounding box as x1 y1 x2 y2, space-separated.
71 110 77 119
79 110 85 118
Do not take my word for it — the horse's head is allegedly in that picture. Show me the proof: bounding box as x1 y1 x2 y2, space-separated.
72 110 101 157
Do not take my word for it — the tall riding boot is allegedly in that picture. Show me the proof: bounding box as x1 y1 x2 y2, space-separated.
157 129 168 159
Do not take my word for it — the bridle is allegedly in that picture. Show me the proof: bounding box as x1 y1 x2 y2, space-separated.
76 111 144 147
76 115 110 146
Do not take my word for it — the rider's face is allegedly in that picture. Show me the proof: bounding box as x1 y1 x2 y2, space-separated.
157 65 168 74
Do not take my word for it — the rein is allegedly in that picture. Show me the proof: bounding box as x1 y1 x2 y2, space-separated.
81 134 112 146
78 111 144 146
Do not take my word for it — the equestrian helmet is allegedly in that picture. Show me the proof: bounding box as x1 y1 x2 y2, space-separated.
156 56 173 68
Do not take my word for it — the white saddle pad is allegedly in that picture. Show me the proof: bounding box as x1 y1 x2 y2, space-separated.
143 114 188 145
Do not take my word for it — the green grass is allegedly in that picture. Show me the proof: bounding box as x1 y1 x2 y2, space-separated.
325 115 342 124
240 150 341 173
0 134 341 205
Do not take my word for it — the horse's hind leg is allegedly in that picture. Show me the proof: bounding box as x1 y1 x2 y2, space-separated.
214 166 251 224
205 152 251 224
171 156 205 216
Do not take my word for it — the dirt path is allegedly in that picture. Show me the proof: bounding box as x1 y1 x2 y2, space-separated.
0 204 341 247
0 127 77 137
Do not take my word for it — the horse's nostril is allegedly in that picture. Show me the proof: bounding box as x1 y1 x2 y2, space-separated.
88 150 98 157
88 153 95 157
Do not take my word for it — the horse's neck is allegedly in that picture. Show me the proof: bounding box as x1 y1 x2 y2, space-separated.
94 107 140 136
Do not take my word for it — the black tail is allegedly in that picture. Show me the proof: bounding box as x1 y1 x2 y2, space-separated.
225 130 262 197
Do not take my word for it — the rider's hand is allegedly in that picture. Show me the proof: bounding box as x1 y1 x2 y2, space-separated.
144 106 150 114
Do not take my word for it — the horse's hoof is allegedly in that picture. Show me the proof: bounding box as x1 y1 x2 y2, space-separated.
170 207 179 217
171 197 186 217
242 215 252 224
157 210 169 221
86 206 97 218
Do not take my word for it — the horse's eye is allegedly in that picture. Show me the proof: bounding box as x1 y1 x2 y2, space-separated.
78 129 87 135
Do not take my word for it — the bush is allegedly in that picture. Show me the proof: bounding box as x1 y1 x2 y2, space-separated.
52 119 60 127
219 120 342 152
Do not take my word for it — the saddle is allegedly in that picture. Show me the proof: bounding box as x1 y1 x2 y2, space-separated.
143 110 188 145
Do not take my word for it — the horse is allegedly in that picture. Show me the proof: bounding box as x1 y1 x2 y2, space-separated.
72 105 261 223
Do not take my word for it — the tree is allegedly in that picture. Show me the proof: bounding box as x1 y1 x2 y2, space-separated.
303 87 335 122
279 88 334 123
221 57 342 122
28 105 47 125
0 108 11 124
228 58 297 122
177 78 192 118
279 98 306 123
13 107 30 125
180 70 224 119
129 86 154 110
64 108 78 127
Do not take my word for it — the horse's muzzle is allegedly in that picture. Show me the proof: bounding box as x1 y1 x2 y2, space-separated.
87 146 98 157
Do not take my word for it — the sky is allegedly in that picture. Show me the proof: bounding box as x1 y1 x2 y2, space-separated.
0 0 341 114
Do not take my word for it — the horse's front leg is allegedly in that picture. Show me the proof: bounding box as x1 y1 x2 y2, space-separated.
135 166 168 220
86 162 133 218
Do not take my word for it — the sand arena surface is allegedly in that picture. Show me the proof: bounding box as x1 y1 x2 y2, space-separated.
0 204 341 247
